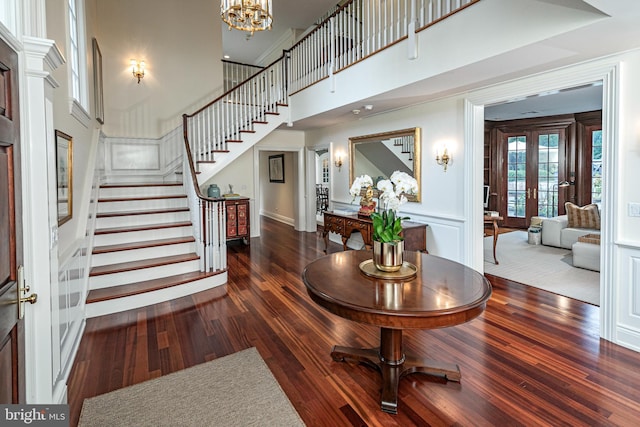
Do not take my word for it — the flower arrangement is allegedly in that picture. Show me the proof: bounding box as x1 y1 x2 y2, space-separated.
351 171 418 243
349 175 374 198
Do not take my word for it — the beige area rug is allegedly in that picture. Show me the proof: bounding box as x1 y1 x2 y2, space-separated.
484 231 600 306
78 347 305 427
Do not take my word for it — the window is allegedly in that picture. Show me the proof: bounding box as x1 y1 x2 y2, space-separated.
591 130 602 204
506 135 527 218
68 0 90 126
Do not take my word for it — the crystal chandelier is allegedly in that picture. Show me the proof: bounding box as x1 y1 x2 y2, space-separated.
221 0 273 35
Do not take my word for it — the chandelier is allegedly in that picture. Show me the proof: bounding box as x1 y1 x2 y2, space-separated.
221 0 273 35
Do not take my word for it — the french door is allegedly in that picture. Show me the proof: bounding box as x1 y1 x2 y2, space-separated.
503 128 567 228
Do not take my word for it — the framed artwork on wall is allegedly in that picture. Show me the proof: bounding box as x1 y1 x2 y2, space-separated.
92 37 104 124
269 154 285 183
55 130 73 226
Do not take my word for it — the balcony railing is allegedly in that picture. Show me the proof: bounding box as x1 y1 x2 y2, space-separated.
183 0 479 271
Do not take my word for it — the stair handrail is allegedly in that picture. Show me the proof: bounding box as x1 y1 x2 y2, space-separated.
180 0 481 272
183 53 288 168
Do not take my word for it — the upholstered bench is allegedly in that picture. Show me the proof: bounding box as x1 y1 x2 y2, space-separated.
572 233 600 272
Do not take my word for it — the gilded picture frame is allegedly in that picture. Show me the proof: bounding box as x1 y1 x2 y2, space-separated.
56 130 73 226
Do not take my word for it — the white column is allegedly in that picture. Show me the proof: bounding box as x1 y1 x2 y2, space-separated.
21 36 64 403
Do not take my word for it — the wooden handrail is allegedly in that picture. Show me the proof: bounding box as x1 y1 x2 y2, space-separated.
186 53 288 118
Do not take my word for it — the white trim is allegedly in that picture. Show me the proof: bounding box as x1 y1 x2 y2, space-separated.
252 145 306 235
66 0 89 113
69 97 91 127
464 55 621 344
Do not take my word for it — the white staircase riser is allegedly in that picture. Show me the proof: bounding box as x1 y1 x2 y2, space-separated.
91 242 197 267
93 225 194 246
99 185 184 199
85 273 227 318
196 106 288 185
89 259 201 290
96 211 190 229
97 197 188 213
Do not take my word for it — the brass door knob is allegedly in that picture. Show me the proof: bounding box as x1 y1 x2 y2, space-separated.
20 293 38 304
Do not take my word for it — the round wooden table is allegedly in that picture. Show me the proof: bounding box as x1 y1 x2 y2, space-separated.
302 250 492 414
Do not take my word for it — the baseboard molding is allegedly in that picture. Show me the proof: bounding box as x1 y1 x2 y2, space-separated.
260 210 294 226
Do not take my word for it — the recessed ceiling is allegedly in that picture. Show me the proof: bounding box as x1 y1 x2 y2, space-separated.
484 82 603 121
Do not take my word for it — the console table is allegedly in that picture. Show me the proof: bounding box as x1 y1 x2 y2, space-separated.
323 211 427 253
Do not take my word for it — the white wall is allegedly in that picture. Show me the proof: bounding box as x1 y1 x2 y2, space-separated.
259 151 296 224
95 0 223 138
45 0 101 257
306 98 465 260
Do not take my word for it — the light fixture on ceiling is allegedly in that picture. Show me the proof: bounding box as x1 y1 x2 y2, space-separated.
221 0 273 36
131 59 145 84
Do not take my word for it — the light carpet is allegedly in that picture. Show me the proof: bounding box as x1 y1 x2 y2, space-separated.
484 231 600 306
78 347 305 427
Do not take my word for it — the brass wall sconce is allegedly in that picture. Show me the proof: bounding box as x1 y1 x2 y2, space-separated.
131 59 145 83
436 147 451 172
334 153 343 171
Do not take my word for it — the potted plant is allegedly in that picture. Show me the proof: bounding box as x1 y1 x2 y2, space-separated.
353 171 418 271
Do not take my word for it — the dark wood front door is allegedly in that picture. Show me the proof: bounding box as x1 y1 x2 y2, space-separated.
0 37 24 403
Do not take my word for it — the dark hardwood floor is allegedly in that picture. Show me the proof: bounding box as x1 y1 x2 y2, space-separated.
67 217 640 426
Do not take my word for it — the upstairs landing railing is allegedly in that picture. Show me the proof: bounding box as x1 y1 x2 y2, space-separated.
182 0 480 271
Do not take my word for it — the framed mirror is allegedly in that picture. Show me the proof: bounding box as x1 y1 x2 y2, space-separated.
349 127 421 202
55 130 73 226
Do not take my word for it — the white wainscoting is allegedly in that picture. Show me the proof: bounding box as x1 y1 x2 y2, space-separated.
326 202 466 261
104 127 183 182
615 244 640 352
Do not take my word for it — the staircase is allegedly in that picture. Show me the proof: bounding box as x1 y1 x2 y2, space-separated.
85 182 227 318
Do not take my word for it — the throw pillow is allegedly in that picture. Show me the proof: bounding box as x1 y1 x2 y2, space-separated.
565 202 600 230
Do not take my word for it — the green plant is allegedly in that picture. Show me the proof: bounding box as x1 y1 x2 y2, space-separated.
370 209 409 243
371 171 417 243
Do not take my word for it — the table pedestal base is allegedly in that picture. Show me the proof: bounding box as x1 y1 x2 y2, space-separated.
331 328 460 414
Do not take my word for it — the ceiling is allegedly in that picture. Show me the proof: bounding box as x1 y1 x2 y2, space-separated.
220 0 637 130
221 0 340 65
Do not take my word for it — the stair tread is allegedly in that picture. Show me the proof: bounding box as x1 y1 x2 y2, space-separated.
93 236 196 254
101 182 182 188
98 194 187 202
97 207 189 218
95 221 192 235
86 271 219 304
90 253 200 276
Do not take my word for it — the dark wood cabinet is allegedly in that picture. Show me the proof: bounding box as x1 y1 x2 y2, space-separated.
225 198 250 244
323 211 427 253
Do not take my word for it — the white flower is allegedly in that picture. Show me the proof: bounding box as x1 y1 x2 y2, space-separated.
349 175 373 198
349 171 417 212
390 171 418 194
376 179 394 199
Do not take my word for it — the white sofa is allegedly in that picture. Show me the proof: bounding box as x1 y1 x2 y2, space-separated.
539 215 600 249
536 205 601 271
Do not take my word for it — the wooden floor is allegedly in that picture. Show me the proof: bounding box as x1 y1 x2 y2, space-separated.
67 217 640 426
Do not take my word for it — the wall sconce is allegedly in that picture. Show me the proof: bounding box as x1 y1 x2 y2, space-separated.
334 152 343 171
436 147 451 172
131 59 145 84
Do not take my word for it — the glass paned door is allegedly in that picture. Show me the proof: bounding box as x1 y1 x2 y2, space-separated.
592 130 602 204
537 133 560 217
503 129 565 227
506 135 527 220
